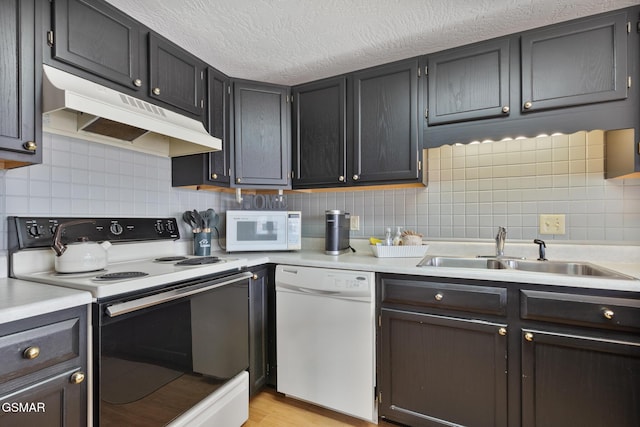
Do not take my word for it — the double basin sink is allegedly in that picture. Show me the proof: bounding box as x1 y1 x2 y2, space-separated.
417 256 636 280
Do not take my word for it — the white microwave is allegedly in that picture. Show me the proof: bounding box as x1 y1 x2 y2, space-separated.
225 210 302 252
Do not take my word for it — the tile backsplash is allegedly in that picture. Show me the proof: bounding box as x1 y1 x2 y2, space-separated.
288 130 640 242
1 130 639 256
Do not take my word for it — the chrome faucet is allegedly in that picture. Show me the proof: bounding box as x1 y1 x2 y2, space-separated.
495 227 507 257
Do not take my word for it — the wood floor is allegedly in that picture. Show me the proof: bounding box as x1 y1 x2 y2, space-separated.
246 388 399 427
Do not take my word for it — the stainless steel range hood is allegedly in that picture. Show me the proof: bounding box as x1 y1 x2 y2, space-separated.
42 65 221 157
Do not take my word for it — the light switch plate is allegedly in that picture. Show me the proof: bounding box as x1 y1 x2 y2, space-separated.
350 215 360 231
539 214 566 235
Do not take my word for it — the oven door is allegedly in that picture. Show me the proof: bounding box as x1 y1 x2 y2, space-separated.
95 271 251 426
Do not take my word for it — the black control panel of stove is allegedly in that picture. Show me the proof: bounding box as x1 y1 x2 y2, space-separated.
8 217 180 250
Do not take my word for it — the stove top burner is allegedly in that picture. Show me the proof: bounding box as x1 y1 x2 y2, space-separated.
175 256 221 266
155 256 188 262
94 271 149 281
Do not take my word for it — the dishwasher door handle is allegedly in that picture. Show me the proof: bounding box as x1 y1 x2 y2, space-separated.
276 282 340 296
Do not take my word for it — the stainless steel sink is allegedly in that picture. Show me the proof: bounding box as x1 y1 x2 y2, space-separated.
417 255 636 280
499 259 635 280
417 256 506 269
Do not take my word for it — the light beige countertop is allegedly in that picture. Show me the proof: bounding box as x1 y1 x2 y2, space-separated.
1 238 637 325
234 238 640 293
0 278 92 325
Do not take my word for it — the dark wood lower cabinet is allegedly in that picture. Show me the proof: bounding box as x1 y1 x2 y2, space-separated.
379 308 508 427
0 368 85 427
521 328 640 427
249 266 269 396
0 306 87 427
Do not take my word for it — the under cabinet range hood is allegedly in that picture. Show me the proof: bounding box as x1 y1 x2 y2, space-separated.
41 65 221 157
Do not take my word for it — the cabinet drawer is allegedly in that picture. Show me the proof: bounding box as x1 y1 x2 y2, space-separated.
521 290 640 331
0 318 80 383
382 278 507 316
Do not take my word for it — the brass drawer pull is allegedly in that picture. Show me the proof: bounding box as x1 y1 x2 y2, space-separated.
23 346 40 360
434 293 443 301
70 371 85 385
603 309 615 320
23 141 37 152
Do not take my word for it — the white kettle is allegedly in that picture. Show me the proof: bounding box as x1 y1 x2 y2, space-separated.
52 220 112 273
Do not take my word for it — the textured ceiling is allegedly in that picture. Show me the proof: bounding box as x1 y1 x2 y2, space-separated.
104 0 638 86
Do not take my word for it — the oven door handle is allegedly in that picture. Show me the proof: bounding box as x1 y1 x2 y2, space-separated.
105 271 253 317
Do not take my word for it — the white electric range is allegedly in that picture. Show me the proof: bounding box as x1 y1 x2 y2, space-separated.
8 216 251 427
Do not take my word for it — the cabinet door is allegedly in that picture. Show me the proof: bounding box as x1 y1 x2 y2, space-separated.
233 81 291 188
380 308 508 427
521 329 640 427
249 267 268 396
0 368 86 427
51 0 142 91
427 39 510 124
0 0 41 167
521 11 628 112
292 78 347 187
353 59 420 184
149 33 206 117
208 68 232 185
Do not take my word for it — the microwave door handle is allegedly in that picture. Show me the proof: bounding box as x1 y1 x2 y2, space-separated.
105 271 253 317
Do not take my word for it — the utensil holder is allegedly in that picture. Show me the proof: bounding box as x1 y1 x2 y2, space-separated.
193 229 212 256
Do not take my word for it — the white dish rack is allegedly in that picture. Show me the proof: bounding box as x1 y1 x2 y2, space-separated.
370 244 429 258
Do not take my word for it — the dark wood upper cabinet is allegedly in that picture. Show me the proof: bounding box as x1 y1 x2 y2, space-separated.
148 33 206 118
353 59 421 184
207 68 232 185
0 0 41 169
521 11 628 112
171 67 231 188
428 38 510 125
51 0 142 91
292 77 347 188
233 81 291 188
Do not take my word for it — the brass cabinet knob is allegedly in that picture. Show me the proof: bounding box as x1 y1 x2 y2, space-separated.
23 346 40 360
603 309 615 320
498 327 507 336
502 106 510 113
523 101 533 110
69 371 85 385
133 78 142 87
236 178 242 183
338 176 345 182
434 293 443 301
524 332 534 342
23 141 37 152
211 173 218 179
153 87 161 95
252 274 258 280
353 174 359 181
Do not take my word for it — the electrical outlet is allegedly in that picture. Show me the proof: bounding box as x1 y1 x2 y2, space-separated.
539 214 566 235
350 215 360 231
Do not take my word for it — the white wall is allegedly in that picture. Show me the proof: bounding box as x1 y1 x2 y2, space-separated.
1 130 639 258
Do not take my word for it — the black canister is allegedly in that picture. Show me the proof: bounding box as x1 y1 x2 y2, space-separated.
325 210 350 255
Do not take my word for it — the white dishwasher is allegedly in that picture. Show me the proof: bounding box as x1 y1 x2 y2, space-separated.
275 265 377 423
